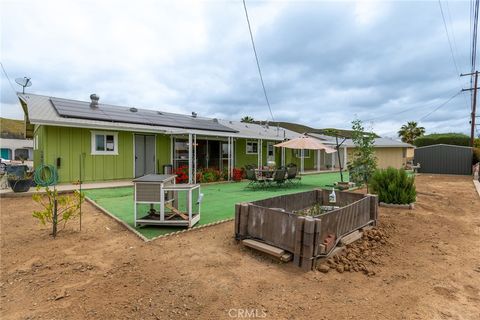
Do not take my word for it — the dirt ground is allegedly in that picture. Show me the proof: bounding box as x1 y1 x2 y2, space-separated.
1 175 479 320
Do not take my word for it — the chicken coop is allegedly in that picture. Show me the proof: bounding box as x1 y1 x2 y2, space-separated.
133 174 201 228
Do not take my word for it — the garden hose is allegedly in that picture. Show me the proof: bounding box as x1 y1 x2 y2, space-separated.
34 164 58 187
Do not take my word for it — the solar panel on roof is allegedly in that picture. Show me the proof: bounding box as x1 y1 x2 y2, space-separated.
50 98 237 132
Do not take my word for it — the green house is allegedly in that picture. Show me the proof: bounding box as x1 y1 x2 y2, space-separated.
18 93 338 184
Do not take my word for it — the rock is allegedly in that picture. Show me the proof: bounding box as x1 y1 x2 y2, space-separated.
336 265 344 273
54 290 67 301
318 264 330 273
346 253 357 261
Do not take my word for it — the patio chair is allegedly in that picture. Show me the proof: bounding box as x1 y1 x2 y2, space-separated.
266 168 287 188
245 168 266 189
286 166 301 185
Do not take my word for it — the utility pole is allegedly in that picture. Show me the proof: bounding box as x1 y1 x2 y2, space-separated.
461 71 478 147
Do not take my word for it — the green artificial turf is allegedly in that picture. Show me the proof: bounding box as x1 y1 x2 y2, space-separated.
84 172 348 239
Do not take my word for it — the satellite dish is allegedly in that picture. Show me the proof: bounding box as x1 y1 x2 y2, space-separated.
14 77 32 94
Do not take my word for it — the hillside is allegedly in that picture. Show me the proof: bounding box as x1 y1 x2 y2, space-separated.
0 117 25 139
252 121 379 138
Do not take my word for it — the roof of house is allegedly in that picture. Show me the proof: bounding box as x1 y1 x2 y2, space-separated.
307 133 413 148
18 93 300 141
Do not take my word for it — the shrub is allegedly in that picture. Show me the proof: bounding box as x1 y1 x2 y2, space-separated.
370 167 416 204
232 168 244 181
414 133 469 147
473 148 480 165
174 165 189 184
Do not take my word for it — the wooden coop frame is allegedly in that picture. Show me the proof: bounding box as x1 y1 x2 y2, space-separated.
133 174 201 228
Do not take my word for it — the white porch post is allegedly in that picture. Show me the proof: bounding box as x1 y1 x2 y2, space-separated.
193 134 197 184
343 146 348 167
188 133 193 184
281 147 285 166
228 137 232 181
331 152 335 171
317 149 321 172
257 139 263 168
170 136 174 168
301 149 305 174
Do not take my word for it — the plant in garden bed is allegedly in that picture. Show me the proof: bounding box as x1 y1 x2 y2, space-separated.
32 186 84 238
370 167 416 204
295 203 325 216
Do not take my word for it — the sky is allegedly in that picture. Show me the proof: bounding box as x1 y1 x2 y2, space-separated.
0 0 475 138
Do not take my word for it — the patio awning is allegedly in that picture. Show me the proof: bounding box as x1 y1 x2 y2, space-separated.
274 136 336 153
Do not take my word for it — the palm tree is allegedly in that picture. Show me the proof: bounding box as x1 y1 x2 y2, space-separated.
398 121 425 144
241 116 254 123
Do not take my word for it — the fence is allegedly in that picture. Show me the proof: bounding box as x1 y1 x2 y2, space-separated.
235 189 378 270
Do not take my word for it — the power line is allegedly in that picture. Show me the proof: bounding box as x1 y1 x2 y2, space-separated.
437 1 470 111
0 62 17 94
471 0 479 75
438 0 461 76
242 0 275 122
418 90 462 121
362 89 462 122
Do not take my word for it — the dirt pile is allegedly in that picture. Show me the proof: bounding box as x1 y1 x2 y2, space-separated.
316 227 391 276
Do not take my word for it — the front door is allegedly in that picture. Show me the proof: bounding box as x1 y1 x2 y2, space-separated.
267 142 275 164
135 134 156 177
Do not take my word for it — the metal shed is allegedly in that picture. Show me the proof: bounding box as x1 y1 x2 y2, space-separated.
414 144 473 175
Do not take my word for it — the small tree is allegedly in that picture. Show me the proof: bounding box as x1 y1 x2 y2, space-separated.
32 186 84 238
347 119 377 191
241 116 254 123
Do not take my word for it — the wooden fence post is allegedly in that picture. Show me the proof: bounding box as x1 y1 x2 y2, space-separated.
234 203 241 238
301 217 316 271
236 203 250 239
368 195 379 225
293 216 305 267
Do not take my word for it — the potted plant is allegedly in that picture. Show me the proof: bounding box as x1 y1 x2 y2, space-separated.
8 171 33 193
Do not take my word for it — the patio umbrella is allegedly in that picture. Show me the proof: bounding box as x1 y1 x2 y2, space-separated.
274 136 336 173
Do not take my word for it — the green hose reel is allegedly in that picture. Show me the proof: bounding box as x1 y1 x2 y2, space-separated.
34 164 58 187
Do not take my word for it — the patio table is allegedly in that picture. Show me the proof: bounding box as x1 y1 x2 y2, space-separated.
255 169 274 179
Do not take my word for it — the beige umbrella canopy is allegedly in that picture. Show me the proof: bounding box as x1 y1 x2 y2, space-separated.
274 136 336 153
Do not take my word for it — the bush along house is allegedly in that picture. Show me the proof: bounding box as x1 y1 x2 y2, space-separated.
17 93 335 184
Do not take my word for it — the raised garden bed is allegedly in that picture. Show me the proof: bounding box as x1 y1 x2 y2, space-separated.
235 189 378 270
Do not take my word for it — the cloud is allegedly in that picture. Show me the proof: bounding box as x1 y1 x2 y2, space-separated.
0 0 474 137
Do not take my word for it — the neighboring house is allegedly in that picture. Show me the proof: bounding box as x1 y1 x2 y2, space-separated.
306 133 413 169
0 137 34 167
18 93 303 183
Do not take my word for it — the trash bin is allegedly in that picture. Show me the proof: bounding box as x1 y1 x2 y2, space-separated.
163 164 173 174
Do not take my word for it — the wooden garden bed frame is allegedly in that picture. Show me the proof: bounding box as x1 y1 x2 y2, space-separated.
235 189 378 270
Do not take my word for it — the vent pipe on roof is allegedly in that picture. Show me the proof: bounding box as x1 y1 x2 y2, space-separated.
191 112 197 118
90 94 99 108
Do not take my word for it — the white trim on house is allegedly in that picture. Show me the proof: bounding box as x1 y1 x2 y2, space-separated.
90 130 119 155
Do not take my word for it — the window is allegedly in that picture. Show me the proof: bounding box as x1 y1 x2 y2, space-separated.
91 131 118 155
14 149 30 161
295 149 310 158
246 141 258 154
